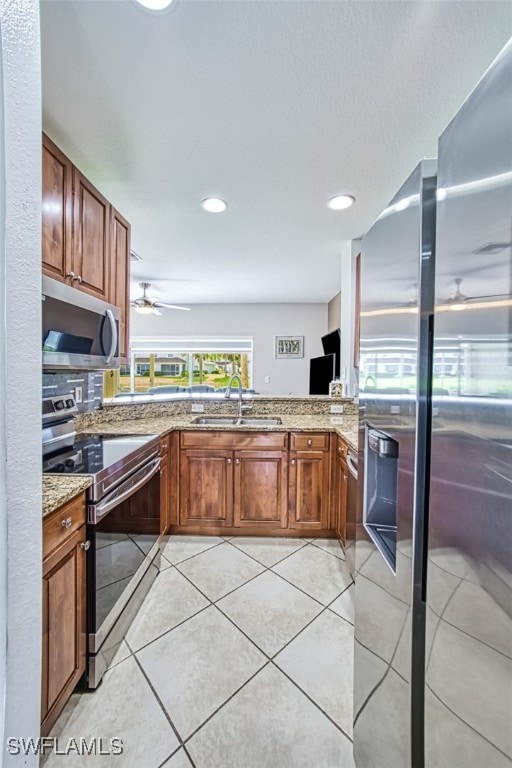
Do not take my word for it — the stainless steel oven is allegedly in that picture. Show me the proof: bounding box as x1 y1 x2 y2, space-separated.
42 395 163 688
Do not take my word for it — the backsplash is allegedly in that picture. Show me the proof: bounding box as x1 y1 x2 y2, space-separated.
42 372 103 415
75 395 358 430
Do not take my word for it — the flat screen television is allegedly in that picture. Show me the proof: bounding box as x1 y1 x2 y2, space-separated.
321 328 341 377
309 354 335 395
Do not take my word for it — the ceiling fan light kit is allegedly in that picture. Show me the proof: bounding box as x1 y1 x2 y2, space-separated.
131 282 191 315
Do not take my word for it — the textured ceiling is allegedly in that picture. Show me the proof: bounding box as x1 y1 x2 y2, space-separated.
40 0 512 304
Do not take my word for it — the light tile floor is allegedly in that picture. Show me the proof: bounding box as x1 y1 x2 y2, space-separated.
46 536 355 768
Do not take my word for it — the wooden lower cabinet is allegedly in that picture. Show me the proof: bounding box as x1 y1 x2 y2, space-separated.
289 448 330 531
42 495 87 736
334 436 348 544
175 430 339 536
234 450 288 528
159 445 170 535
179 449 234 527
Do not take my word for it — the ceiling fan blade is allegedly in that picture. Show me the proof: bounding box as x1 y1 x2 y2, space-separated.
152 307 162 316
157 303 191 311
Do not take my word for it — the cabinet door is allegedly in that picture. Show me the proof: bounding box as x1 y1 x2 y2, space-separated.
110 206 131 360
233 450 288 529
289 451 330 530
72 168 110 300
41 525 87 735
160 451 170 535
336 456 348 544
179 450 233 527
42 134 73 282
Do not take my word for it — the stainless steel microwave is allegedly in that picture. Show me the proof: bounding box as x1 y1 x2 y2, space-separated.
42 276 120 371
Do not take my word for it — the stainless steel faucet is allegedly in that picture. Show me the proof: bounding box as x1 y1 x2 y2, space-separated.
225 374 250 422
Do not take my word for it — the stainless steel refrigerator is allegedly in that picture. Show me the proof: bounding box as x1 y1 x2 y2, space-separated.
425 40 512 768
354 159 437 768
354 39 512 768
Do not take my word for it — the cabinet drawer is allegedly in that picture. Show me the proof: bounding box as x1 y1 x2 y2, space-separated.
290 432 329 451
43 494 86 560
180 431 288 450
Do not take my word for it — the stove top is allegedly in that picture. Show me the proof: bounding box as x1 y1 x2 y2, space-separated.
43 433 158 478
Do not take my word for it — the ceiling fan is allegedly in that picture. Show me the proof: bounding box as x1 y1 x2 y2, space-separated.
130 282 191 315
443 277 509 309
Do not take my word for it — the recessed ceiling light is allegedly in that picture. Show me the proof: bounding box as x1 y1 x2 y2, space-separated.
327 195 355 210
201 198 228 213
134 0 178 13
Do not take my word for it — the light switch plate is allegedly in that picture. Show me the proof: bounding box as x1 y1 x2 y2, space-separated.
330 404 344 414
191 403 205 413
390 405 401 414
73 386 83 403
264 376 270 384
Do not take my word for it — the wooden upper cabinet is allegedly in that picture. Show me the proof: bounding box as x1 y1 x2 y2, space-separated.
233 450 288 528
179 449 234 527
111 207 131 359
72 168 110 300
42 134 73 282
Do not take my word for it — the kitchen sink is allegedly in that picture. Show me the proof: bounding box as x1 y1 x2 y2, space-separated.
191 416 282 426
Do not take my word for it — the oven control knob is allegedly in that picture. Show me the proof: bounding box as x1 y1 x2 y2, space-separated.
66 398 75 408
65 458 76 468
54 400 65 410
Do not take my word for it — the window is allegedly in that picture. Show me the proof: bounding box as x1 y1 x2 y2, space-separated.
115 336 254 396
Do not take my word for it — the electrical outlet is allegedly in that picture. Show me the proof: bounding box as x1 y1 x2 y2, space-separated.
191 403 205 413
390 405 401 414
264 376 270 384
330 404 344 414
73 386 83 404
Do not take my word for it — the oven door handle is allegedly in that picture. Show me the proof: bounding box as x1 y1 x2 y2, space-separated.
347 453 359 480
92 456 161 522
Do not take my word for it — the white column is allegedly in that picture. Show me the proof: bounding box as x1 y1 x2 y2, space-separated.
339 240 361 397
0 1 42 763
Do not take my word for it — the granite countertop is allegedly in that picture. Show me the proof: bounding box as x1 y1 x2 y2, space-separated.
42 475 93 519
78 414 359 451
43 415 358 518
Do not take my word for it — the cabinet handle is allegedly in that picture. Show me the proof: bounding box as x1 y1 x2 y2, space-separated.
235 458 240 465
66 271 76 281
338 447 343 454
307 439 313 446
344 474 348 481
61 517 72 529
81 540 91 551
291 459 296 465
227 458 232 465
76 275 82 284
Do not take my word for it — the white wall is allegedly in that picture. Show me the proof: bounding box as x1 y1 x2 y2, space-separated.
327 291 341 333
0 2 42 764
131 303 328 395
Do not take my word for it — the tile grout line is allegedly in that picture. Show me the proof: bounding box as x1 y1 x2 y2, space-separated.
270 659 354 744
129 641 199 768
182 660 273 747
161 537 227 569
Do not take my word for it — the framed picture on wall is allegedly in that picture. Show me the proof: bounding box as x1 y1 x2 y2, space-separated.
274 336 304 358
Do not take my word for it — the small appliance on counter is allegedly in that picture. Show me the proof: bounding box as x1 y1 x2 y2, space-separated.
42 394 162 687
